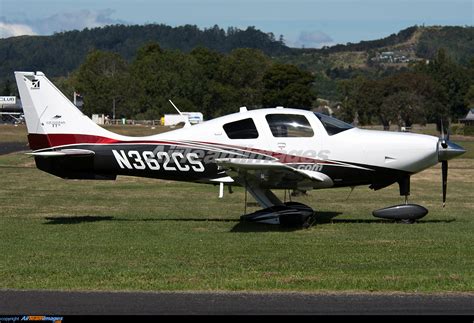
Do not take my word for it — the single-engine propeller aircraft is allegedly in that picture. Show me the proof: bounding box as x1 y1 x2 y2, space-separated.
15 71 466 226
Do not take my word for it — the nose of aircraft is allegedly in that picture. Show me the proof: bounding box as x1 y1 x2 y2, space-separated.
438 140 466 161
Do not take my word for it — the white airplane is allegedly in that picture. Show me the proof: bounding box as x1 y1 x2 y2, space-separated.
14 71 466 226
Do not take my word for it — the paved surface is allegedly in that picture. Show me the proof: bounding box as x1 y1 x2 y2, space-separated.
0 290 473 315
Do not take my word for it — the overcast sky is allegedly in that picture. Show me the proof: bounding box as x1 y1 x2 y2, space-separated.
0 0 472 48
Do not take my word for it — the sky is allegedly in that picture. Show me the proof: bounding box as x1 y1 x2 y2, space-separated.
0 0 472 48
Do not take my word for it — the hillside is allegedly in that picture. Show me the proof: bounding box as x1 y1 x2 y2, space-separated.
0 24 472 102
276 25 473 100
0 24 291 83
416 26 474 65
280 26 473 71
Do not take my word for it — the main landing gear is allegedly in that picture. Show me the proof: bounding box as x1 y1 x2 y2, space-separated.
240 187 315 228
241 201 315 228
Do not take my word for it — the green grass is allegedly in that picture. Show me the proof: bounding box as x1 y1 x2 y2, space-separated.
0 151 473 293
0 125 28 143
456 141 474 159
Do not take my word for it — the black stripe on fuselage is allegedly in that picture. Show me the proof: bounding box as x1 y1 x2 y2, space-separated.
33 143 411 189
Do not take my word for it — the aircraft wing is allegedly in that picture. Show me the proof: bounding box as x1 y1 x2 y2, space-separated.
215 158 333 189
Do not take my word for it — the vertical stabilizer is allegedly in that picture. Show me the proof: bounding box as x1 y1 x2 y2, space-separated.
14 71 117 150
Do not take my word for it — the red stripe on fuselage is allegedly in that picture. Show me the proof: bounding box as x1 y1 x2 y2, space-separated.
28 133 118 150
28 133 192 150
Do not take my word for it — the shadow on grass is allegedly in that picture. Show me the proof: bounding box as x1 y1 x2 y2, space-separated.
43 215 239 225
43 212 455 228
314 211 456 224
44 216 115 224
230 211 343 232
326 219 456 224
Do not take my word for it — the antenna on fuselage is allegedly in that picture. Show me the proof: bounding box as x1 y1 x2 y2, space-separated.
168 99 191 128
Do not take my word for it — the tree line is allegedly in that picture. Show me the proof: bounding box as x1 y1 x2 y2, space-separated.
4 43 472 131
62 44 315 119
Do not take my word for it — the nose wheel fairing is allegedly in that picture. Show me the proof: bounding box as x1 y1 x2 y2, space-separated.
372 204 428 222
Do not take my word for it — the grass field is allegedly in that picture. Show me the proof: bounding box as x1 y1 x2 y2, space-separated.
0 125 473 293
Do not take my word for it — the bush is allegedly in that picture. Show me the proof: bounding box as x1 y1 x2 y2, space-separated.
463 125 474 136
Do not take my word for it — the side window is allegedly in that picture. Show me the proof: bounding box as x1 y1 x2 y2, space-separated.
266 114 314 137
223 118 259 139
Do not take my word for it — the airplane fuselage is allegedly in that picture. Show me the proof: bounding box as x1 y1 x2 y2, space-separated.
30 108 440 192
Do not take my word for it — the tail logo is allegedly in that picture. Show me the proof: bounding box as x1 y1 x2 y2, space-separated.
31 79 40 89
46 117 66 128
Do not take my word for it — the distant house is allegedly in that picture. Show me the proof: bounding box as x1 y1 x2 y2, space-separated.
373 51 411 64
381 51 394 58
460 109 474 126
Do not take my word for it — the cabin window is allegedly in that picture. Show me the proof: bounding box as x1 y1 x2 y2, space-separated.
223 118 259 139
265 114 314 137
314 112 354 135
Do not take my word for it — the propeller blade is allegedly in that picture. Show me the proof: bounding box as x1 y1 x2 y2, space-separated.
442 160 448 207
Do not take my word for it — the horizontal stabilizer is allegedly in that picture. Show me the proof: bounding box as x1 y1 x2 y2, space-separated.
27 149 95 157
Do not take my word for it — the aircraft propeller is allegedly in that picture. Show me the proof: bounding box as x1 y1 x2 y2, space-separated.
437 120 466 207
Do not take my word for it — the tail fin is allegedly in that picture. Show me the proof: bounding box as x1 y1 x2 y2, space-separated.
15 71 115 150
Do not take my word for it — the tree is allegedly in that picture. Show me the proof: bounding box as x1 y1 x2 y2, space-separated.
262 63 316 109
415 48 470 119
190 47 223 80
336 72 449 130
217 48 271 111
336 77 382 126
73 50 130 117
381 91 425 130
0 79 13 96
129 42 205 119
381 72 449 126
464 85 474 109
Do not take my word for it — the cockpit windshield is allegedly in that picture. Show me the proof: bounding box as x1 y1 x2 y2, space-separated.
314 112 354 136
